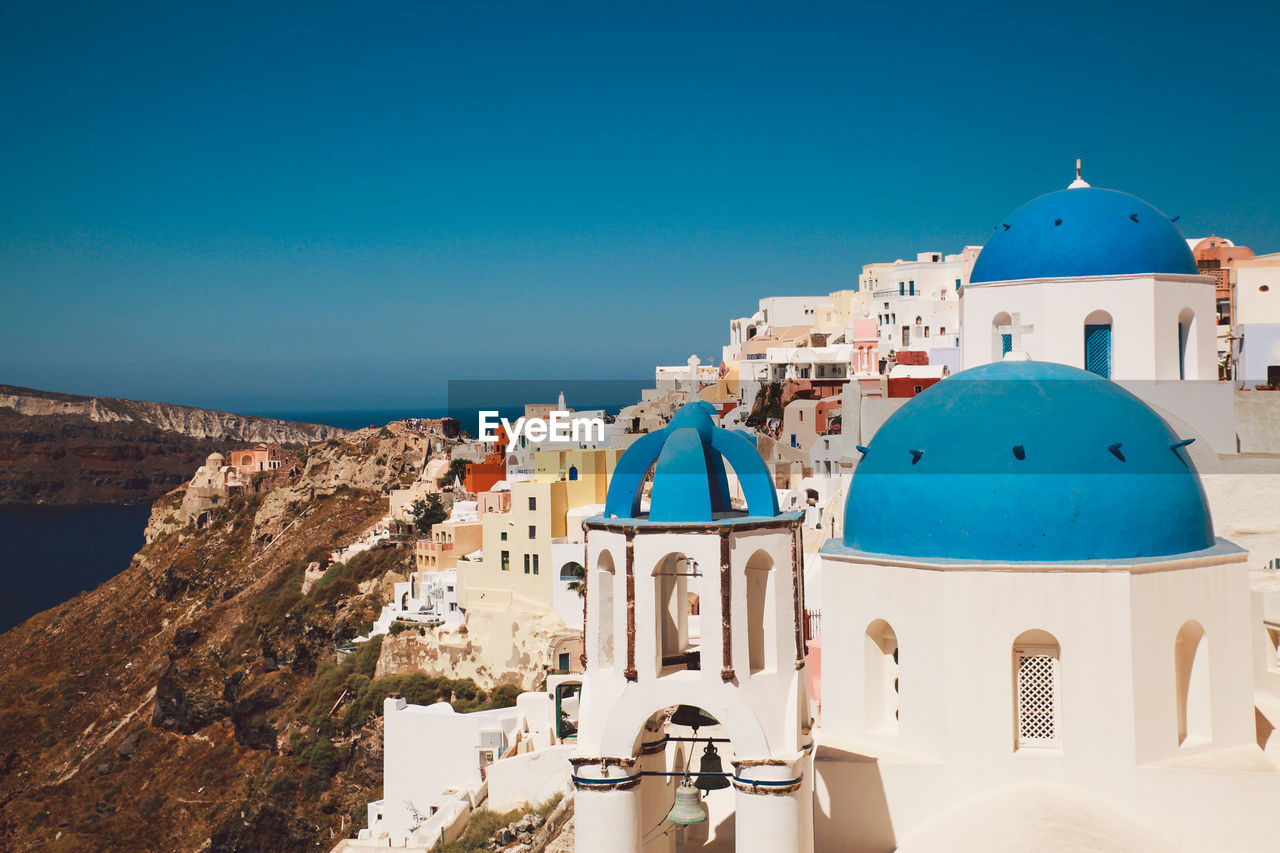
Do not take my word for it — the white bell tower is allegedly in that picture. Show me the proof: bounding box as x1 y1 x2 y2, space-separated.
571 403 814 853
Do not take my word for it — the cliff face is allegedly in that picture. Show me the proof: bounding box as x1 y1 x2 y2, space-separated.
0 425 437 852
0 385 349 506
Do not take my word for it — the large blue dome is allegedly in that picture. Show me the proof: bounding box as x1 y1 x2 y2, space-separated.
842 360 1214 561
603 402 781 523
969 186 1197 283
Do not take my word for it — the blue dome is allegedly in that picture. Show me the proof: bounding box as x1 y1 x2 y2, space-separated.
842 360 1214 561
603 402 781 523
969 186 1197 283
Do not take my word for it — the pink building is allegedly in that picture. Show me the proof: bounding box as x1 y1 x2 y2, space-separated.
851 317 879 374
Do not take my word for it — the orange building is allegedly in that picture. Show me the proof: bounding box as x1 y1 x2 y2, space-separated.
228 443 286 475
1191 236 1255 328
462 433 508 494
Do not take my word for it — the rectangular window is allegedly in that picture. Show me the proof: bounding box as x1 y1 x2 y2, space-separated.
528 525 536 539
524 554 530 574
528 497 536 510
500 531 507 541
908 280 915 295
955 278 962 290
898 282 904 295
533 554 539 574
1015 646 1061 749
501 551 510 571
902 326 911 347
1002 333 1013 355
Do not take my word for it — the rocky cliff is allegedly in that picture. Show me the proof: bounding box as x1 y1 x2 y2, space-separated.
0 422 484 852
0 384 349 506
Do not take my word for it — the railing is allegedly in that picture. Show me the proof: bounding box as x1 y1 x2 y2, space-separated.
804 609 821 642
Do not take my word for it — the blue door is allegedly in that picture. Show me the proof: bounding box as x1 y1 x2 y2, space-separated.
1001 333 1013 356
1084 324 1112 378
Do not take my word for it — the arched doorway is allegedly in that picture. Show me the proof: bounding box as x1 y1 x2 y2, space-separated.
1084 310 1113 378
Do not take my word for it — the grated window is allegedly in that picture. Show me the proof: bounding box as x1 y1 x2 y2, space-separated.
1015 646 1060 748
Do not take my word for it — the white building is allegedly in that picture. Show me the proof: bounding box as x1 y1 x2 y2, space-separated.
1233 252 1280 387
573 402 812 853
960 177 1216 381
860 249 979 362
814 357 1280 852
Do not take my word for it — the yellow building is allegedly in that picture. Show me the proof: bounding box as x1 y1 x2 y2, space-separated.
414 519 483 573
532 447 622 507
457 480 569 613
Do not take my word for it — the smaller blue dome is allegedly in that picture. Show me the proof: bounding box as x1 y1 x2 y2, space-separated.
842 360 1213 561
603 403 780 523
970 186 1197 283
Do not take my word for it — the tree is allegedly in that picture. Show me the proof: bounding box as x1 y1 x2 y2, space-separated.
410 494 447 533
437 458 469 488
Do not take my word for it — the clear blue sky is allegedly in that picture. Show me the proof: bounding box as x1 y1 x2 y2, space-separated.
3 0 1278 411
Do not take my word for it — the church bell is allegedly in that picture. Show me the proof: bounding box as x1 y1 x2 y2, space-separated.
666 782 708 826
670 704 719 732
694 741 730 791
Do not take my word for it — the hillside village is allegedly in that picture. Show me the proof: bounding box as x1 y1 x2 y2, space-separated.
4 176 1280 853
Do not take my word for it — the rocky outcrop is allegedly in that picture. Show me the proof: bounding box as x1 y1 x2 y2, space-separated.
0 384 348 506
0 385 347 444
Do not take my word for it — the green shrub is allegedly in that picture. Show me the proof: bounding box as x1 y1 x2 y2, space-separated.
302 737 341 777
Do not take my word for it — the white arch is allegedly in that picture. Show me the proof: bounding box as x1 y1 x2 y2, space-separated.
1176 619 1211 745
865 619 898 733
1177 307 1197 380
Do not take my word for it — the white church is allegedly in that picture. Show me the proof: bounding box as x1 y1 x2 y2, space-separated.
569 176 1280 852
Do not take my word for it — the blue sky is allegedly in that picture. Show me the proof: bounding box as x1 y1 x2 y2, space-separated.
2 0 1278 411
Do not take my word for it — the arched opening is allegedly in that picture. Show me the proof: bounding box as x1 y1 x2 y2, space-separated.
568 465 579 481
1176 620 1211 746
400 591 410 610
560 561 585 582
745 550 775 675
865 619 898 732
554 681 582 739
991 312 1013 362
595 550 616 669
1177 308 1196 380
1084 310 1113 378
654 553 696 673
1013 629 1061 750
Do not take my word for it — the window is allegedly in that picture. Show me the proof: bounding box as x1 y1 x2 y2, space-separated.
533 554 540 574
500 531 507 541
939 326 946 335
745 551 774 674
865 620 898 731
902 326 910 347
1014 631 1061 750
1175 620 1210 745
528 525 536 539
1084 310 1113 378
955 278 961 290
501 550 510 571
528 496 536 510
898 282 905 295
908 280 915 296
1177 308 1196 380
524 554 530 574
596 551 616 667
790 434 798 448
558 652 570 671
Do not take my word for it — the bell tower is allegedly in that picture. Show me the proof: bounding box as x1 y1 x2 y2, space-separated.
572 403 814 853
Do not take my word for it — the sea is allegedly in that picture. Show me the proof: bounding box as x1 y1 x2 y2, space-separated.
0 503 154 633
0 386 649 633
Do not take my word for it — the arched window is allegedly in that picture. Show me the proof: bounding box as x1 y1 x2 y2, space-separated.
1177 308 1196 380
568 466 579 481
595 551 616 669
865 620 898 732
1084 310 1113 378
654 553 693 673
1013 629 1061 750
991 312 1013 362
745 550 775 674
1175 620 1211 746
